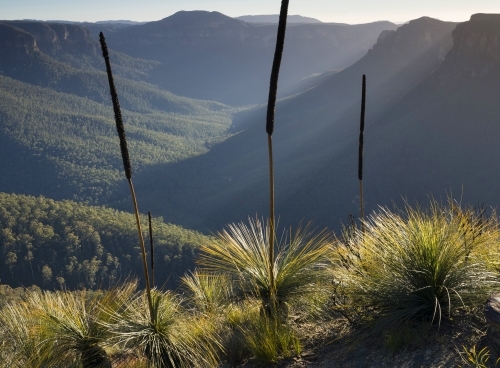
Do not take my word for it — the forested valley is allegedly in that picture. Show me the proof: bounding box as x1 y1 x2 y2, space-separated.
0 193 204 290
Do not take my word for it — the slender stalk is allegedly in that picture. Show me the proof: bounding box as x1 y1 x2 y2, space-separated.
148 211 155 288
265 0 289 304
99 32 154 323
267 134 275 296
358 75 366 233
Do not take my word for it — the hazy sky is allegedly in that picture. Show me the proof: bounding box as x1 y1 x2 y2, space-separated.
2 0 500 24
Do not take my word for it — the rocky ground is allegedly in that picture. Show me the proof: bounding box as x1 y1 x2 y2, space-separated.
229 313 495 368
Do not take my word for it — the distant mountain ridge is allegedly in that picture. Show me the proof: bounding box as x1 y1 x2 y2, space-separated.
235 14 323 24
0 20 158 81
99 10 397 105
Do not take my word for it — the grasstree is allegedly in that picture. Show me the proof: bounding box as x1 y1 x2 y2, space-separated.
199 219 332 315
198 219 332 363
0 299 45 367
0 283 137 368
333 199 500 345
193 2 337 363
99 33 222 367
100 288 221 368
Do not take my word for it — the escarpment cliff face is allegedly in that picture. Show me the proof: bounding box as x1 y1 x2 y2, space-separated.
344 13 500 228
0 21 102 73
371 17 454 67
2 21 98 57
0 20 159 84
437 14 500 83
0 23 38 60
0 19 164 103
280 13 500 231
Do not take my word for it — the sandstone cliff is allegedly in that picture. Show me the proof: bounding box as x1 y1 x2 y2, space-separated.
438 13 500 83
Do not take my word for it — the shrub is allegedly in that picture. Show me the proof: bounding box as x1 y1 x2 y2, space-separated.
101 289 221 368
30 283 137 368
333 199 500 342
0 283 138 368
199 218 333 317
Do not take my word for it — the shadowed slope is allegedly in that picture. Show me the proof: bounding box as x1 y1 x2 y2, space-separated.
132 17 457 231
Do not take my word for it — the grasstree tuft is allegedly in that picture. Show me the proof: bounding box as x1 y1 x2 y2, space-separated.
332 198 500 346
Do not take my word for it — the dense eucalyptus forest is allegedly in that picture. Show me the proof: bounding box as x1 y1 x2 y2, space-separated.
0 193 203 290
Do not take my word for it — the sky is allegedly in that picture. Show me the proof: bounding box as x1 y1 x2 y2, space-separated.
1 0 500 24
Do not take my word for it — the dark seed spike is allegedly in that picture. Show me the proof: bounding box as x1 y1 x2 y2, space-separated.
265 0 290 136
358 75 366 181
99 32 132 180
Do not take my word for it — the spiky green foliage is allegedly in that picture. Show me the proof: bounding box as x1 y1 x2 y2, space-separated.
181 270 232 315
242 308 301 364
30 283 137 368
32 292 109 367
101 289 221 368
460 346 495 368
333 199 500 340
0 283 137 368
0 299 46 367
199 219 332 315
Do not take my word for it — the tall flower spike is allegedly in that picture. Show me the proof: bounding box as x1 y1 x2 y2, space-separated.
265 0 290 307
358 75 366 231
99 32 132 180
99 32 154 323
358 75 366 182
265 0 290 136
